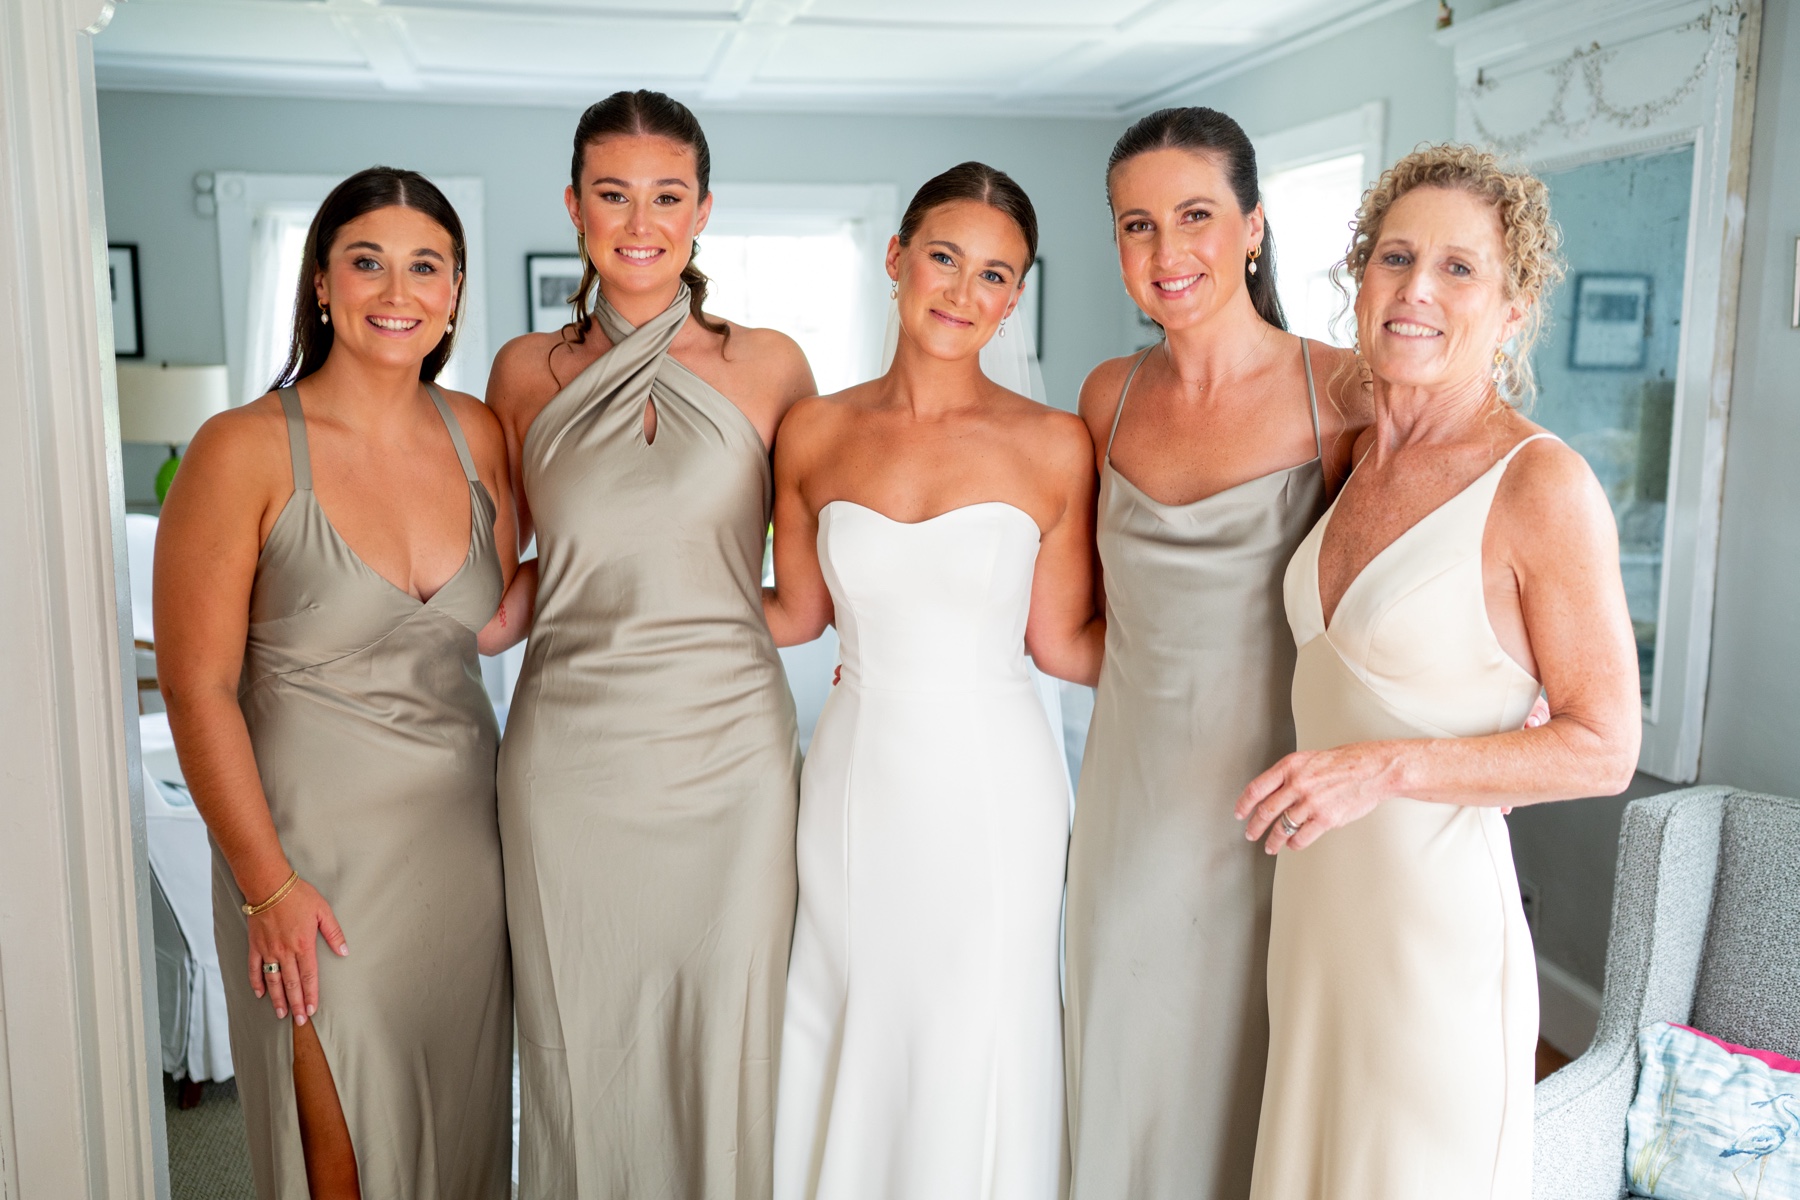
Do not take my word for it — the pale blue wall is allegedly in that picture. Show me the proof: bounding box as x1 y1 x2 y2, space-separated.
96 91 1137 504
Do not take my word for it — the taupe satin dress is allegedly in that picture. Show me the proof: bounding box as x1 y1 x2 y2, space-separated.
499 287 801 1199
212 385 511 1200
1064 342 1325 1200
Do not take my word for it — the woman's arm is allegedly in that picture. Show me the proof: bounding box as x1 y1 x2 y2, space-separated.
478 558 536 655
1237 439 1640 852
1024 410 1105 687
155 407 349 1024
762 397 835 648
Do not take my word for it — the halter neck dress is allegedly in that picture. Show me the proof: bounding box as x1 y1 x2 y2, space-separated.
213 384 511 1200
1250 435 1549 1200
498 286 802 1199
1063 341 1325 1200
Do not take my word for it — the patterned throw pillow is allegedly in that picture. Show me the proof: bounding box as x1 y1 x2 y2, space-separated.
1627 1021 1800 1200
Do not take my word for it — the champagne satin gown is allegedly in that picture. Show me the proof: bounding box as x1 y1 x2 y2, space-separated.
1064 342 1324 1200
213 385 511 1200
1249 435 1549 1200
498 287 802 1199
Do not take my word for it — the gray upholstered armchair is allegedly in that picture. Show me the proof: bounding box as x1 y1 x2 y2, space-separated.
1533 786 1800 1199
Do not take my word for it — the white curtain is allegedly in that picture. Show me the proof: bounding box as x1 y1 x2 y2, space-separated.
240 203 315 404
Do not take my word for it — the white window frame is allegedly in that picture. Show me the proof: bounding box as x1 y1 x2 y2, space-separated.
211 171 489 405
704 182 897 388
1257 99 1388 189
1439 0 1760 781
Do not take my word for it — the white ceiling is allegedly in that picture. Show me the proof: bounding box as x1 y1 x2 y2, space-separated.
93 0 1417 116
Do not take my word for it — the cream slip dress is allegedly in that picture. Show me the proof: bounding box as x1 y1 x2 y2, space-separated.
1249 434 1550 1200
498 286 801 1199
1065 341 1324 1200
215 384 511 1200
772 500 1070 1200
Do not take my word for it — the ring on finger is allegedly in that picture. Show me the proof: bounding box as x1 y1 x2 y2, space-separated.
263 961 281 974
1278 812 1303 836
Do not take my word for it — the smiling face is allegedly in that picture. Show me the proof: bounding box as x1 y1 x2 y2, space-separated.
887 199 1029 363
1355 184 1529 396
311 204 460 373
1109 146 1263 333
565 132 713 303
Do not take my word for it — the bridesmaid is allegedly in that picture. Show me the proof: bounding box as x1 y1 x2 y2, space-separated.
483 90 816 1198
1238 144 1639 1199
1061 107 1365 1200
156 167 517 1199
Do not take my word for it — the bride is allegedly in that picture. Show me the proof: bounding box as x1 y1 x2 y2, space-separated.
763 162 1103 1200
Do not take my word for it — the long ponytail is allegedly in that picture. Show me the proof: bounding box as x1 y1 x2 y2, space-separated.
1105 106 1287 332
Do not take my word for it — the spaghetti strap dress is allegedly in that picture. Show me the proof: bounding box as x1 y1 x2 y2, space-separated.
1063 341 1326 1200
212 384 511 1200
498 286 802 1199
1249 435 1550 1200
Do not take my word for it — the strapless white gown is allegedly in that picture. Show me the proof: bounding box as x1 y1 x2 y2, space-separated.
773 500 1070 1200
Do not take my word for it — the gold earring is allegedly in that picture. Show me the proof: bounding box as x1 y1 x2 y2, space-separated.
1247 244 1261 277
319 302 329 326
1491 347 1506 386
446 315 455 335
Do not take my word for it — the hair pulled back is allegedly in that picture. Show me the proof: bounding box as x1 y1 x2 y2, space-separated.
897 161 1039 272
274 166 465 390
566 89 728 344
1106 106 1286 331
1342 142 1564 406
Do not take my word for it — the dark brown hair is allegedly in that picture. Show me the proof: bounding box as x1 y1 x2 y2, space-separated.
897 161 1039 274
1106 106 1286 331
272 166 465 390
565 89 728 344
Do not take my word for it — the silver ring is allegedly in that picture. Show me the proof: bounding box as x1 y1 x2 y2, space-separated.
1278 812 1302 836
263 962 281 974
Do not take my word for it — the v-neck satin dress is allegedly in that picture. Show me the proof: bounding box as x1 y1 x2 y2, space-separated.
1249 435 1548 1200
213 385 511 1200
1064 342 1325 1200
498 287 802 1199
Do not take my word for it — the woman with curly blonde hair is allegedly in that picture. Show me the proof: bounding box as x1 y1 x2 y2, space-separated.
1236 144 1641 1197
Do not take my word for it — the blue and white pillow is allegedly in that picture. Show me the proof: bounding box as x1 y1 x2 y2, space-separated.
1626 1021 1800 1200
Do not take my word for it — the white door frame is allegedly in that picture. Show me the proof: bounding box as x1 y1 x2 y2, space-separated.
0 0 169 1195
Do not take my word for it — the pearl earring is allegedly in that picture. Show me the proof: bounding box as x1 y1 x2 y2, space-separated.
446 317 455 335
890 281 897 299
999 317 1007 338
319 303 329 326
1247 244 1262 277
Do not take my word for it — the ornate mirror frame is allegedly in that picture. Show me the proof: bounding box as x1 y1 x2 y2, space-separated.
1439 0 1763 782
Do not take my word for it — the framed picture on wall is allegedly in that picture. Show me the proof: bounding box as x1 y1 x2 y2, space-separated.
1570 273 1651 369
108 243 143 358
527 253 585 334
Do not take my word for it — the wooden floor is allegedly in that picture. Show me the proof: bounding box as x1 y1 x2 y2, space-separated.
1535 1038 1572 1081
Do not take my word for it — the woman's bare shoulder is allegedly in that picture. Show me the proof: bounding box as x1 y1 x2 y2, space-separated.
436 386 507 462
164 393 292 514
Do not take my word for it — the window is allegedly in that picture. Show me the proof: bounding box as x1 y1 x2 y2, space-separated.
1256 102 1387 348
1261 152 1366 345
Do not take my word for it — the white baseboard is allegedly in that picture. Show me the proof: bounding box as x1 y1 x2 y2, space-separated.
1538 955 1603 1059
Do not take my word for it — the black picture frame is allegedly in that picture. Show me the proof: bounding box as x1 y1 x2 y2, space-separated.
526 252 586 335
108 243 144 358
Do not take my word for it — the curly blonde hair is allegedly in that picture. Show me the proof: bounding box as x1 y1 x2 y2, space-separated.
1341 143 1565 406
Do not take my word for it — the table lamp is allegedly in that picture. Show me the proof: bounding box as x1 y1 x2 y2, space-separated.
116 362 230 503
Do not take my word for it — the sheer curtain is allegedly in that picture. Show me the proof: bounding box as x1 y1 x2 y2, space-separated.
240 203 314 403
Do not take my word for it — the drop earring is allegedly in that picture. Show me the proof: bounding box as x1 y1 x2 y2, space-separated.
890 281 898 299
319 302 330 326
999 317 1007 338
1247 244 1261 276
446 314 455 335
1491 347 1506 386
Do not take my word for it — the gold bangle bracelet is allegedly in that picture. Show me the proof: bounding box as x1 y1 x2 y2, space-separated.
242 870 299 917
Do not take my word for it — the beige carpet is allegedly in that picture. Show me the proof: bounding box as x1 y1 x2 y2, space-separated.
163 1074 254 1199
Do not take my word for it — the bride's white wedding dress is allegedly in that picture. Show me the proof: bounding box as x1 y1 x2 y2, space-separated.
772 499 1070 1200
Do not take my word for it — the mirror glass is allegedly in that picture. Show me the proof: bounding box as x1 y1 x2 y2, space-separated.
1531 142 1695 704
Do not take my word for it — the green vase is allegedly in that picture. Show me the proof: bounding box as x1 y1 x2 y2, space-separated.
154 450 181 505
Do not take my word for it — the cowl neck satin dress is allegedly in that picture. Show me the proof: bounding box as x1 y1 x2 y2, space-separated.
1064 342 1325 1200
498 286 802 1199
215 384 511 1200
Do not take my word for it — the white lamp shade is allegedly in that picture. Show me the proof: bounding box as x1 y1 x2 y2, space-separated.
116 363 230 445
